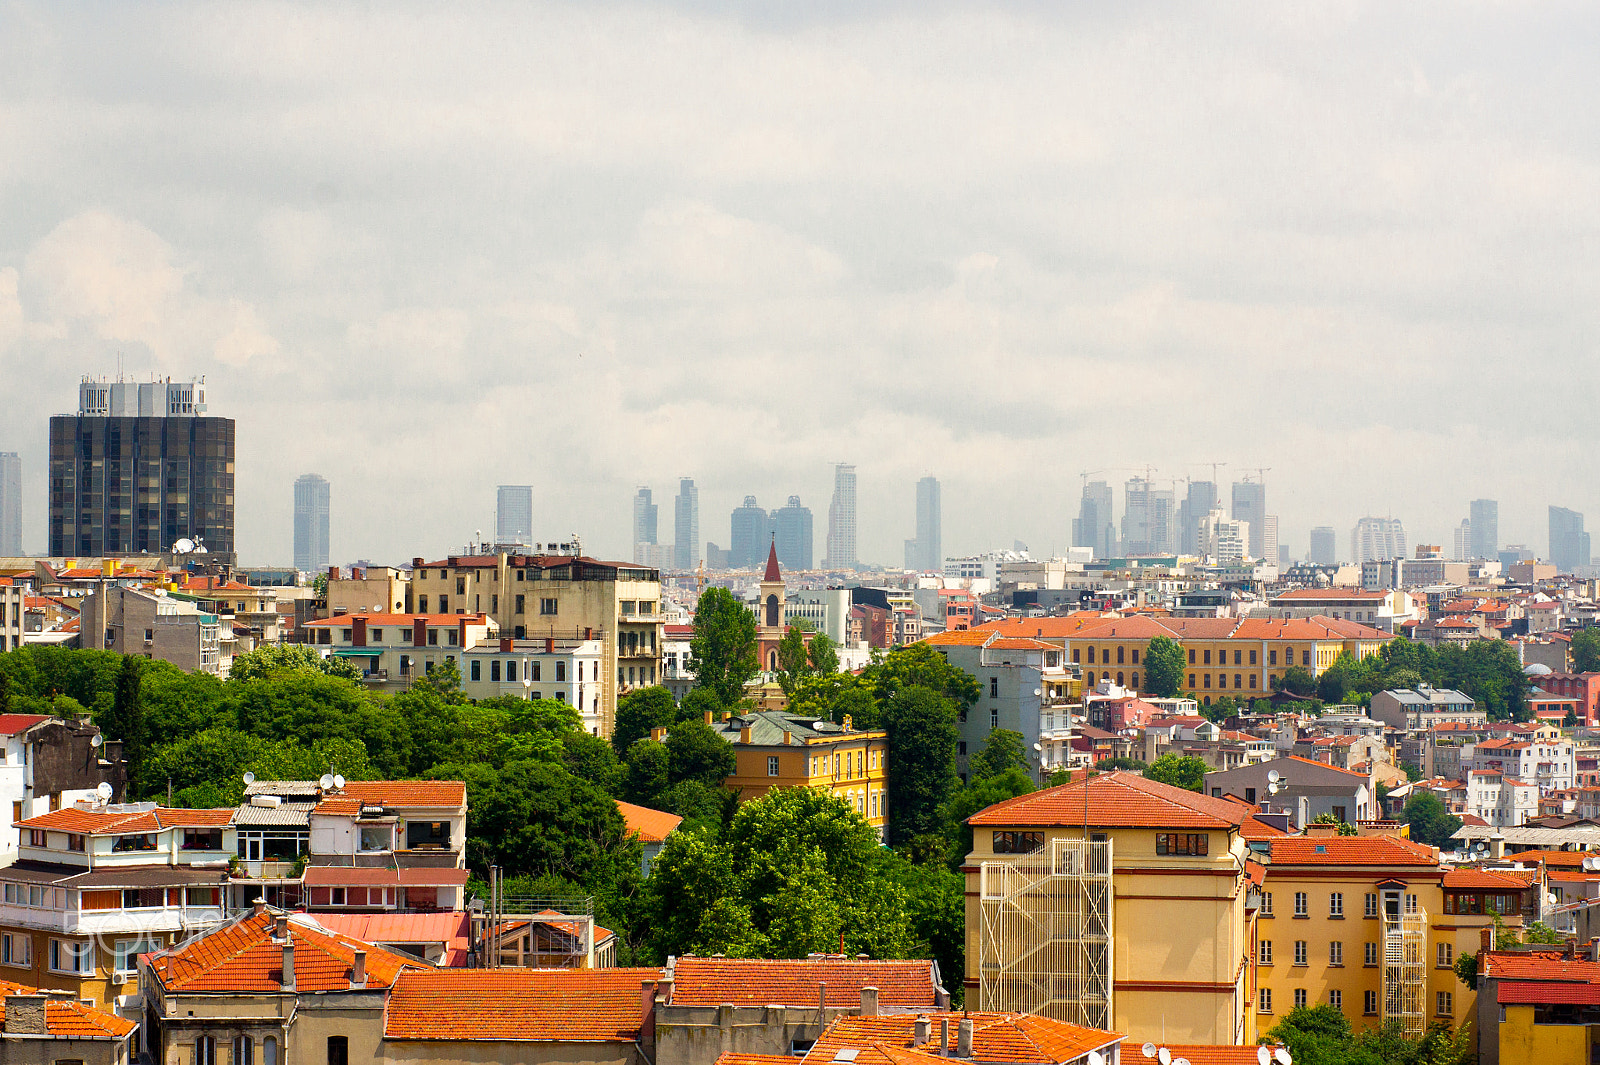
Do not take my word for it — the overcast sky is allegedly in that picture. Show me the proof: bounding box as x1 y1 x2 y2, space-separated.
3 2 1598 568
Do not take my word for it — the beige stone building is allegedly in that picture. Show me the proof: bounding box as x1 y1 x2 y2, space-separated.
78 587 228 675
408 552 663 736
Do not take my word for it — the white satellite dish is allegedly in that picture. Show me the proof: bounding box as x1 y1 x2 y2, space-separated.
172 538 196 555
90 734 103 748
1141 1046 1157 1061
95 782 113 800
333 774 346 789
1258 1048 1271 1065
319 773 335 790
1275 1050 1292 1065
1159 1048 1172 1065
1088 1053 1104 1065
242 772 256 786
1033 743 1044 752
1034 688 1043 697
1267 768 1281 784
1174 1059 1190 1065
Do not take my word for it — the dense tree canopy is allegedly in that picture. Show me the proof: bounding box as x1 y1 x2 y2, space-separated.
1399 790 1464 849
1143 635 1185 697
881 684 960 845
1143 753 1209 793
688 587 759 706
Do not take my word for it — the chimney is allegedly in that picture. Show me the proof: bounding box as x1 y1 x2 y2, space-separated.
351 949 367 985
818 982 827 1013
3 994 48 1036
860 986 878 1017
500 637 513 653
1490 832 1506 859
282 944 296 991
739 725 753 744
252 898 267 917
914 1016 932 1046
939 1018 949 1055
783 730 793 746
1480 927 1493 953
275 915 288 940
704 710 714 725
546 637 555 653
957 1018 973 1058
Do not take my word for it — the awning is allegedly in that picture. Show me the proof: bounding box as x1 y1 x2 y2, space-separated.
303 866 470 888
329 649 382 657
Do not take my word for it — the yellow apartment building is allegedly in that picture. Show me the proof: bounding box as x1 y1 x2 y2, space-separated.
686 711 889 838
974 614 1394 706
964 770 1262 1046
1257 832 1524 1036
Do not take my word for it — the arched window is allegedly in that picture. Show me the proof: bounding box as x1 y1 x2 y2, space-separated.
1117 672 1125 687
768 650 778 671
234 1036 253 1065
263 1037 278 1065
1131 672 1139 689
195 1037 217 1065
765 594 780 627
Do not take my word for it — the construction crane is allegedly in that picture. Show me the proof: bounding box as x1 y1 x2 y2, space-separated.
1188 461 1228 486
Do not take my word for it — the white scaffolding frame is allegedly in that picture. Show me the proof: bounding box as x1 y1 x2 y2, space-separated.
1381 910 1427 1036
978 839 1114 1030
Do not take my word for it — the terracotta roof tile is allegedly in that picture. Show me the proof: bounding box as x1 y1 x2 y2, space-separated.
331 781 467 807
617 801 682 844
1442 868 1537 890
1269 836 1438 867
1480 951 1600 983
805 1013 1120 1065
17 806 234 833
385 968 664 1040
1499 980 1600 1005
147 910 427 993
0 715 48 736
44 1000 138 1038
968 771 1251 830
670 957 939 1008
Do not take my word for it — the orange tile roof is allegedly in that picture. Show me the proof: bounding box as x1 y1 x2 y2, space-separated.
331 780 467 807
1442 867 1538 890
147 910 427 993
1282 754 1369 779
1499 980 1600 1005
385 968 664 1040
968 771 1251 830
44 999 138 1038
1546 869 1600 884
17 805 234 833
1120 1044 1286 1065
670 957 939 1008
0 714 47 736
1480 950 1600 983
617 800 682 844
1269 835 1438 867
805 1012 1120 1065
1511 850 1590 868
716 1056 800 1065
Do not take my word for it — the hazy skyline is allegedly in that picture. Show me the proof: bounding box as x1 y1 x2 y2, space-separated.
2 3 1598 566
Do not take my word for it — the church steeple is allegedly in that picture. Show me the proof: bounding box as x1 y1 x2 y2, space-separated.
764 538 781 582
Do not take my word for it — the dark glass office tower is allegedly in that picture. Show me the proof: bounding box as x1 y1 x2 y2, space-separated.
49 378 235 558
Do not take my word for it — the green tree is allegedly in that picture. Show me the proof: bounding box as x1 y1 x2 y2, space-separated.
866 643 981 710
881 685 959 845
1276 665 1317 696
1573 628 1600 673
1399 790 1463 849
1310 812 1357 835
1143 635 1186 697
611 686 679 756
775 626 812 694
143 727 374 807
938 766 1035 865
1143 753 1209 793
1264 1004 1383 1065
968 729 1029 780
102 656 147 797
807 632 839 676
689 587 759 706
664 719 736 787
621 740 670 806
1094 756 1147 771
229 643 361 682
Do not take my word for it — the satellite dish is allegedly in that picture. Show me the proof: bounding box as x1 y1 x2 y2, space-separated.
319 774 335 790
90 734 103 748
1141 1046 1157 1061
172 538 196 555
1088 1053 1105 1065
333 774 346 789
242 772 256 786
1258 1048 1271 1065
1159 1049 1172 1065
1275 1050 1292 1065
1174 1059 1191 1065
95 782 113 800
1034 688 1043 697
1033 743 1044 752
1267 769 1281 784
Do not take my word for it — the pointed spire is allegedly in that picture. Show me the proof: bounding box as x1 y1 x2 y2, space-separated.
764 538 781 582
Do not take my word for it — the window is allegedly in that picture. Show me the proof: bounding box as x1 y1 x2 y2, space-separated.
114 937 158 976
1364 892 1378 918
1437 942 1453 968
456 577 466 594
992 831 1044 854
113 834 156 852
491 595 498 614
1302 650 1311 667
506 661 517 682
1330 892 1343 917
989 677 999 698
1406 893 1418 915
407 821 450 849
470 659 481 681
1328 989 1342 1011
370 628 383 642
1131 673 1139 688
1258 940 1272 965
1329 941 1343 965
1436 991 1452 1016
27 830 44 847
417 595 428 612
358 826 391 852
991 711 999 729
3 933 31 967
48 940 94 974
182 828 222 851
1293 940 1307 965
1294 989 1307 1009
1364 990 1378 1015
196 1037 217 1065
331 887 347 906
234 1036 254 1065
768 756 780 777
490 660 501 682
1259 988 1272 1012
1331 805 1346 823
1364 941 1378 966
427 629 438 646
1260 891 1273 916
1250 650 1257 665
1235 674 1242 689
1189 673 1195 688
1156 833 1208 856
438 595 448 613
1294 891 1308 917
328 1036 349 1065
1204 674 1211 688
122 888 164 908
1188 648 1195 664
1270 649 1278 665
540 598 558 615
264 1037 278 1065
186 887 220 907
1204 650 1211 665
1117 646 1125 664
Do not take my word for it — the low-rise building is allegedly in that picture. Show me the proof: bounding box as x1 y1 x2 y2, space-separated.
1534 672 1600 727
0 715 125 857
1467 737 1576 794
299 612 496 691
1370 686 1485 732
1206 756 1376 828
0 978 138 1064
1475 945 1600 1065
462 636 605 733
923 630 1076 782
79 586 228 675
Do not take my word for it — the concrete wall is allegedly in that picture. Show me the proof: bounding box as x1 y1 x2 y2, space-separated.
655 1003 848 1065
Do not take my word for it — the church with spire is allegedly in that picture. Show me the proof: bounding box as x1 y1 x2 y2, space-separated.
754 537 802 673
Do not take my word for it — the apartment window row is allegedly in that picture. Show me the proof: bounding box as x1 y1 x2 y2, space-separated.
1188 648 1258 666
469 659 581 684
1081 671 1138 690
194 1035 280 1065
1079 646 1141 665
993 831 1045 855
1155 832 1208 856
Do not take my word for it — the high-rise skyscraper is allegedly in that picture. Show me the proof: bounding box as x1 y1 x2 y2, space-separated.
1120 477 1175 556
292 474 330 573
50 377 234 558
730 495 773 569
1231 480 1267 561
1262 515 1279 566
1308 526 1337 566
1452 519 1472 562
1072 481 1116 559
1550 506 1591 573
773 495 813 571
907 476 941 572
1469 499 1498 561
825 464 857 569
1177 480 1218 556
632 487 659 564
1351 517 1407 565
495 485 533 547
0 452 20 556
673 478 700 571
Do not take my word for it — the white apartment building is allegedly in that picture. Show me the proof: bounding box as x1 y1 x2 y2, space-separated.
1263 587 1421 632
0 584 21 651
461 637 605 734
299 612 497 691
1463 768 1539 828
924 631 1074 783
1466 736 1575 794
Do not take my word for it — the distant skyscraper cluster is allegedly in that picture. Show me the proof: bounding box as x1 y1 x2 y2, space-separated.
1073 473 1275 565
1351 517 1407 565
293 474 330 573
494 485 533 547
0 452 20 557
1308 526 1337 566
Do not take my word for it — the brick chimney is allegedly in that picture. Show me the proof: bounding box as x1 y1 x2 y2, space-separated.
351 949 366 985
282 944 295 991
3 995 48 1035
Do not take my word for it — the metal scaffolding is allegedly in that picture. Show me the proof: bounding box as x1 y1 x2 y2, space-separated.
978 839 1114 1031
1382 910 1428 1036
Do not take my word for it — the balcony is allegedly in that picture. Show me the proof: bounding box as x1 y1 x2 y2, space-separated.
360 669 389 684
